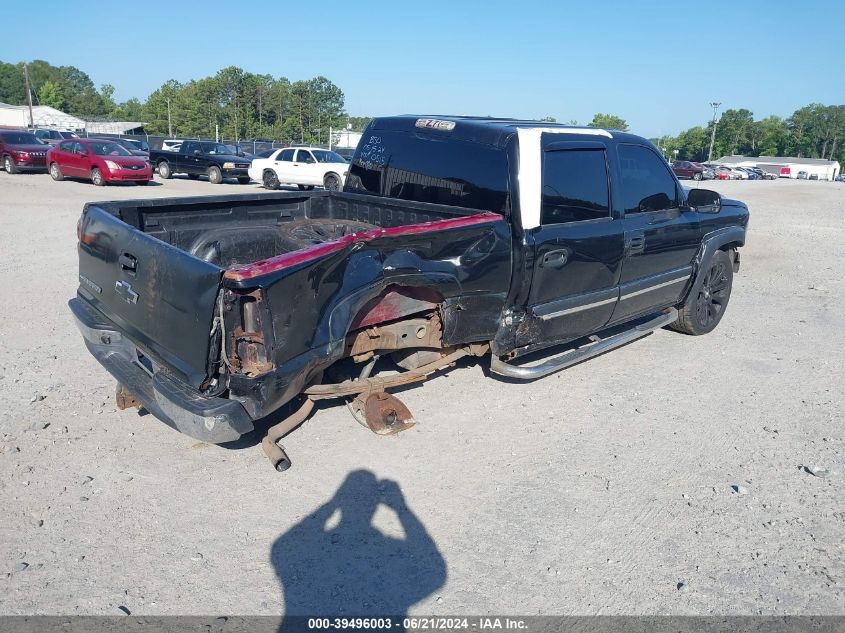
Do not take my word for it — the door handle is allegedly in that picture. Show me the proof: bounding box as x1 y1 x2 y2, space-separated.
626 233 645 253
540 249 569 268
119 252 137 274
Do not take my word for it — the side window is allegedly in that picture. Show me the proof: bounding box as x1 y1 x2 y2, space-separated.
58 141 74 152
72 142 86 154
278 149 294 161
618 144 679 214
541 149 610 225
296 150 315 164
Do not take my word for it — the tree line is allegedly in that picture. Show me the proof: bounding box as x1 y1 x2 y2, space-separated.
0 60 359 144
653 104 845 164
2 60 842 161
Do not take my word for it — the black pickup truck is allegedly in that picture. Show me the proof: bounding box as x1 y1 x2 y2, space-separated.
150 140 252 184
70 116 748 471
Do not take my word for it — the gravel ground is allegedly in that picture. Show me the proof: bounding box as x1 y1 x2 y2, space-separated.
0 172 842 616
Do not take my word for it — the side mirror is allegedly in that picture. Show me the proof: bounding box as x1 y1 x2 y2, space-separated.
687 188 721 214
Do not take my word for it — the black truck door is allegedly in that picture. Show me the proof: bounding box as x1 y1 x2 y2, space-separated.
610 143 702 325
181 141 199 175
522 142 625 348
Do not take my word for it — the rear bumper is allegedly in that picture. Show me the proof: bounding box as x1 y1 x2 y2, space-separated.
69 297 254 443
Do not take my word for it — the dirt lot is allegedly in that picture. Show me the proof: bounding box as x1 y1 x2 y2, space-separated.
0 172 842 616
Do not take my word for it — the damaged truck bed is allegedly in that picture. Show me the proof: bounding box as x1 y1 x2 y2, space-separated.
71 116 748 470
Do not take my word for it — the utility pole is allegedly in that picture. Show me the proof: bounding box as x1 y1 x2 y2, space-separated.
166 97 173 137
23 63 34 128
707 101 721 162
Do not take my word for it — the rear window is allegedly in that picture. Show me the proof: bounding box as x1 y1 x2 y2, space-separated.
346 130 509 213
541 149 610 224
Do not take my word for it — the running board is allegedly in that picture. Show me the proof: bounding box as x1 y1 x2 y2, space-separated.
490 308 678 380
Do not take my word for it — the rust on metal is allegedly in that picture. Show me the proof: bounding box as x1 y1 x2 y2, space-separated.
227 288 275 376
346 313 443 358
115 383 141 410
304 343 489 400
261 397 316 472
360 392 415 435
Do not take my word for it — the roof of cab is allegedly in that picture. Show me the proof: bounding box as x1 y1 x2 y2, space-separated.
368 115 648 148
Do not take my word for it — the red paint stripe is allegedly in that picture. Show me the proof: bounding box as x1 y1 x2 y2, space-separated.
223 211 502 282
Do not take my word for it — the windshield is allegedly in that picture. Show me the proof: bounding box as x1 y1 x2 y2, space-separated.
89 142 132 156
59 131 79 138
200 143 232 155
0 132 42 145
312 150 347 163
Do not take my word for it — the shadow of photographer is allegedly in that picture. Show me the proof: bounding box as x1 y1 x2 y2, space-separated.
271 470 446 625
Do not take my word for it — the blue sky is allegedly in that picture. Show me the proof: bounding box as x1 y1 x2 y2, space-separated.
2 0 842 137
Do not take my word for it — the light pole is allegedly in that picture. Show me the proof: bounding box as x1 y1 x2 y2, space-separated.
707 101 721 162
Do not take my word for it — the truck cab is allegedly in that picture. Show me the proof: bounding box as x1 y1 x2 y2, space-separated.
151 140 252 184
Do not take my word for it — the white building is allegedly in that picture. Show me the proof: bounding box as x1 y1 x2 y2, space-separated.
0 102 86 130
717 155 841 181
0 102 145 135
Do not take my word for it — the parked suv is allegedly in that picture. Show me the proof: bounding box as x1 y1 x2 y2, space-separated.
32 128 79 145
0 130 49 173
671 160 705 181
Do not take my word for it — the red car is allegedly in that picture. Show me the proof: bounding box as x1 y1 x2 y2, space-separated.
47 138 152 186
0 129 49 173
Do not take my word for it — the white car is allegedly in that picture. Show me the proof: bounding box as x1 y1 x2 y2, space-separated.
249 147 349 191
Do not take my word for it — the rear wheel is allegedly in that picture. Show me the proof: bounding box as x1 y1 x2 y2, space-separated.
263 170 280 190
4 155 18 174
49 162 63 181
670 249 733 335
323 172 341 191
91 168 106 186
693 172 702 181
157 161 172 179
208 166 223 184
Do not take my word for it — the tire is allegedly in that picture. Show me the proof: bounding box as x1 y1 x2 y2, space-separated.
298 184 315 191
4 155 18 174
208 166 223 184
49 162 63 181
91 168 106 186
275 218 377 250
693 172 702 181
237 177 251 185
670 249 733 336
263 170 280 190
323 172 341 191
157 161 172 179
